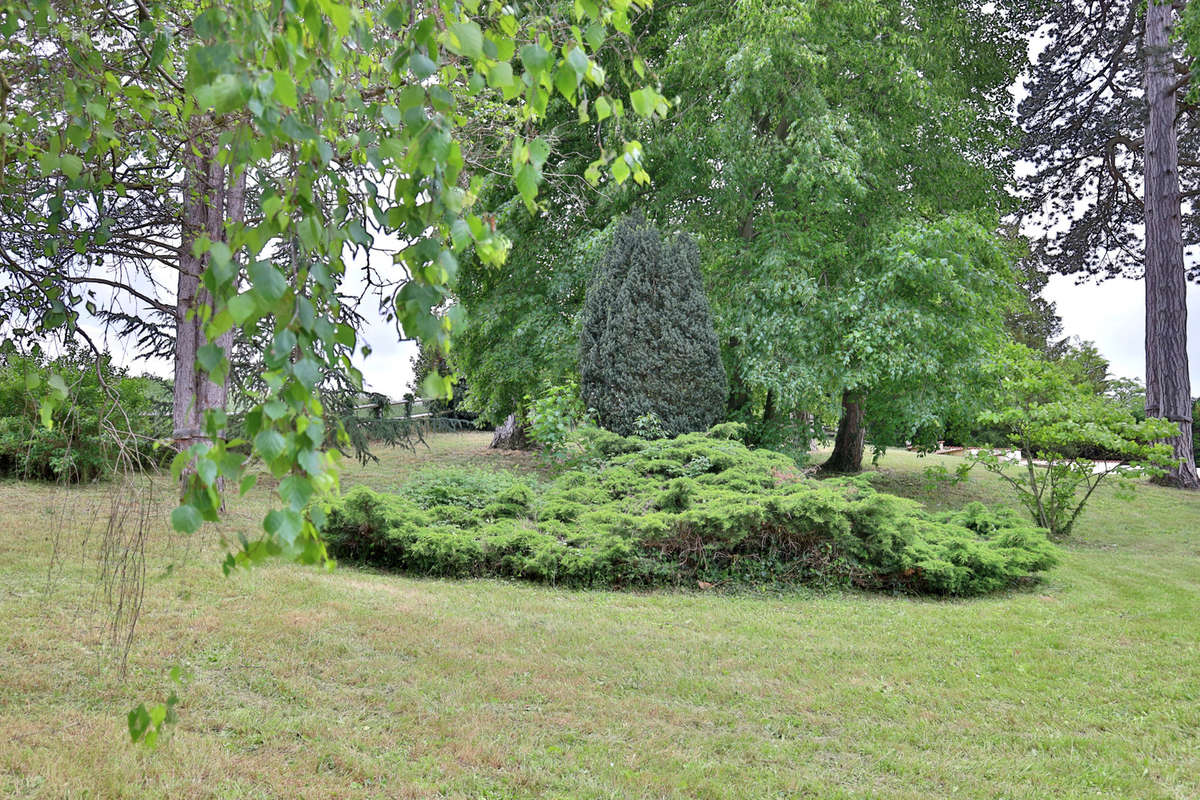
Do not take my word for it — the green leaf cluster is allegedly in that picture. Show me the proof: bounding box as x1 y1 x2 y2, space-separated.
970 346 1180 539
525 381 592 455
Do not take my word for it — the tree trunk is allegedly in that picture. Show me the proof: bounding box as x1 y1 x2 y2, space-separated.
490 413 530 450
173 140 240 453
762 388 776 424
725 337 752 417
1143 2 1200 489
824 391 865 473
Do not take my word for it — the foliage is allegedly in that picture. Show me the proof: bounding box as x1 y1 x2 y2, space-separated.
326 428 1058 596
127 667 186 748
844 218 1019 453
969 350 1179 539
642 0 1025 444
1107 377 1147 422
411 335 475 423
942 338 1130 451
0 348 168 482
454 212 614 426
1005 245 1067 356
454 0 1031 460
631 411 668 440
524 382 591 455
579 215 726 437
399 465 534 514
1 0 668 571
1055 338 1112 395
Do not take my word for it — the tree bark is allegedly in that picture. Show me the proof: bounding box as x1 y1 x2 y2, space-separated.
490 413 530 450
173 139 239 452
762 388 776 425
725 337 752 417
1143 2 1200 489
824 391 865 473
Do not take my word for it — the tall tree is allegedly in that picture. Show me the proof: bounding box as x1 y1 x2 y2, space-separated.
2 0 664 567
1019 0 1199 488
1144 0 1196 487
457 0 1029 470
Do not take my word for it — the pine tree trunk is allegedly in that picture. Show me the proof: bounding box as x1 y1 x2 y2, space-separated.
1143 2 1200 489
824 391 865 473
173 140 240 453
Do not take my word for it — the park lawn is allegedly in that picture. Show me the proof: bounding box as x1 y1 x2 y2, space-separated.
0 432 1197 799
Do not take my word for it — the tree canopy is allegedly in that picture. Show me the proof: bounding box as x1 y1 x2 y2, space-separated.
1 0 667 568
456 0 1030 467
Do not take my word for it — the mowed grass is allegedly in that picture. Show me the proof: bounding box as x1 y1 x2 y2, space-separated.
1 432 1198 799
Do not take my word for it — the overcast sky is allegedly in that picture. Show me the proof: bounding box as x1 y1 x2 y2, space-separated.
1046 275 1200 392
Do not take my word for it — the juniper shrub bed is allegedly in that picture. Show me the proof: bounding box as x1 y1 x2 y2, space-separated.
324 425 1057 595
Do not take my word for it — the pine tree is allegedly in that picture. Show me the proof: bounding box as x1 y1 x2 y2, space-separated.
1019 0 1199 488
580 215 727 437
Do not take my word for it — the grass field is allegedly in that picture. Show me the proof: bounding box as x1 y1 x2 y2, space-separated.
1 432 1197 799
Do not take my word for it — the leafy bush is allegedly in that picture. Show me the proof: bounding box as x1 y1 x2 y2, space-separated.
0 348 169 482
399 466 535 516
326 428 1057 596
579 214 727 437
970 355 1177 539
524 382 591 454
632 411 669 440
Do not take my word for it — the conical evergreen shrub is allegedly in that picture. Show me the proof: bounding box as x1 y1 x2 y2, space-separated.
580 214 727 437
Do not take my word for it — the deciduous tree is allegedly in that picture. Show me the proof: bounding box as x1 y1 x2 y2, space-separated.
1 0 664 570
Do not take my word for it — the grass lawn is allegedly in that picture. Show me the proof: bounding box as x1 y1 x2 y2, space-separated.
1 432 1197 799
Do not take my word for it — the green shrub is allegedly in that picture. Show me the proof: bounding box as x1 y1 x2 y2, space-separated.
579 214 727 437
399 466 533 511
325 427 1057 596
969 353 1178 539
0 348 169 482
524 382 591 455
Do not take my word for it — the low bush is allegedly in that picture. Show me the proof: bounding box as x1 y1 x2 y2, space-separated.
524 382 591 455
0 348 169 482
325 428 1058 596
969 355 1177 539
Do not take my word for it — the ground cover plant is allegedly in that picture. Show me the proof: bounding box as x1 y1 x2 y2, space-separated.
324 427 1057 596
2 432 1198 799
